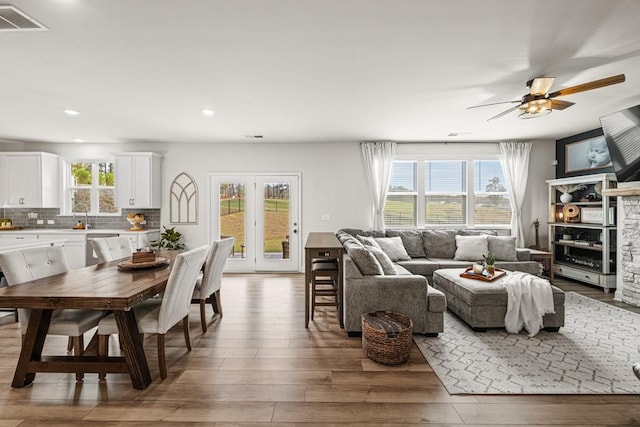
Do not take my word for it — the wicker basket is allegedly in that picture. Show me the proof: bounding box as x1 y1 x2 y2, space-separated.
361 311 413 365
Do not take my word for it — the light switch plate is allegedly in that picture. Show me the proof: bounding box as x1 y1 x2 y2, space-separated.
36 219 44 225
47 219 55 225
321 214 331 221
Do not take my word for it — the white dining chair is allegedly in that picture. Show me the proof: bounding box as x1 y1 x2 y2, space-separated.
90 236 133 263
0 245 107 380
97 245 209 380
192 237 234 333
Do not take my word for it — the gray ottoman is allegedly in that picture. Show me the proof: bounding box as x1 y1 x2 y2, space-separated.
432 268 565 331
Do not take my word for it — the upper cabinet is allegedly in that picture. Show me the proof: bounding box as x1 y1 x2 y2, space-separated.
0 152 60 208
114 152 162 209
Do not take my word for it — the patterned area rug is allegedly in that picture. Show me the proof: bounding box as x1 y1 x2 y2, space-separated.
414 292 640 394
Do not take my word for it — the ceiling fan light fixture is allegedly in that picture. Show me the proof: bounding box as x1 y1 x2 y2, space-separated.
518 99 552 119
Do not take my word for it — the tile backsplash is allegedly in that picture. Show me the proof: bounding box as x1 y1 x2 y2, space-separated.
0 208 161 230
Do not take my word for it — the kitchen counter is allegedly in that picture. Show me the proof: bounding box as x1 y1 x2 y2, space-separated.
0 229 161 269
0 238 66 253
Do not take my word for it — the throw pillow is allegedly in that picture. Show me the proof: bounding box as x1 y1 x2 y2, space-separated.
385 230 426 258
345 245 384 275
454 235 489 261
422 229 459 258
367 246 398 275
356 235 381 249
374 236 411 261
488 235 518 261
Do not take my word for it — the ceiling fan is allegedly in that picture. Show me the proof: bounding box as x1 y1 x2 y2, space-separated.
468 73 626 120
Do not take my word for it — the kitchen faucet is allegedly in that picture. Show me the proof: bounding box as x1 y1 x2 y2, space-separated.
73 203 90 229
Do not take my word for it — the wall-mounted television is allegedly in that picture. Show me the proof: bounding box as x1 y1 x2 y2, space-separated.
600 104 640 183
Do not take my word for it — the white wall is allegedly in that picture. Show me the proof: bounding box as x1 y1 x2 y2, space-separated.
23 139 555 253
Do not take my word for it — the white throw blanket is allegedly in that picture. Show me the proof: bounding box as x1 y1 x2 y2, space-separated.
502 272 555 337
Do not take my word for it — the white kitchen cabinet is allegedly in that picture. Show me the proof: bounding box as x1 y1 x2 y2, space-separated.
0 233 38 240
1 152 59 208
114 153 162 209
47 232 86 270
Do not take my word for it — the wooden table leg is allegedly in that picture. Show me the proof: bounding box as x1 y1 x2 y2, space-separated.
114 311 152 390
12 309 51 388
304 250 311 328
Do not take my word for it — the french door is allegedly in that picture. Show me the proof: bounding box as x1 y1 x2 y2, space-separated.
209 173 300 272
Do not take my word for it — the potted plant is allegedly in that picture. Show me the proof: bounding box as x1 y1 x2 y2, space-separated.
482 252 496 275
559 227 574 241
150 226 186 250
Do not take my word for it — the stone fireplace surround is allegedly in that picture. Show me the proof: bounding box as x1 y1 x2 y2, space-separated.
603 187 640 306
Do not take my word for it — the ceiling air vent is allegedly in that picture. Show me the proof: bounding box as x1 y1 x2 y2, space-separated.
0 5 47 31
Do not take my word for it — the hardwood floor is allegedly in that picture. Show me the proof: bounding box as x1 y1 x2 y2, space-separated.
1 273 640 425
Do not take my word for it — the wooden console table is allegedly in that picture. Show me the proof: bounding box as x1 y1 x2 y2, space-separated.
304 232 344 329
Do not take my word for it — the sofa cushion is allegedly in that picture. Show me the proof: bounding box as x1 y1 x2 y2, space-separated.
356 235 381 248
488 235 518 261
454 235 489 261
340 228 385 238
422 229 458 258
367 246 398 275
459 229 499 236
429 258 474 269
374 237 411 261
396 259 440 277
344 245 383 275
386 230 426 258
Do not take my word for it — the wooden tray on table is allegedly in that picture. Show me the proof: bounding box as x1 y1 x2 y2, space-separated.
460 266 506 282
118 257 169 270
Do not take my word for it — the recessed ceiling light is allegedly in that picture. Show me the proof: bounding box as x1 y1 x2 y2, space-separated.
448 132 471 137
201 108 215 117
64 109 80 116
72 138 84 143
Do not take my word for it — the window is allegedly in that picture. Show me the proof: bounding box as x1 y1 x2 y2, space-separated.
63 160 119 215
384 159 511 227
424 161 466 225
473 160 511 225
384 161 417 226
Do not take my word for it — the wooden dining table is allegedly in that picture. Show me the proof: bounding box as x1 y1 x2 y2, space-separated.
0 250 180 390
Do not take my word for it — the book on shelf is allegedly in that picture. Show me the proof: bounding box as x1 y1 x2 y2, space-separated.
558 239 575 244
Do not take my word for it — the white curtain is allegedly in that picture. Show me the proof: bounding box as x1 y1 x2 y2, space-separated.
361 141 396 231
499 141 532 247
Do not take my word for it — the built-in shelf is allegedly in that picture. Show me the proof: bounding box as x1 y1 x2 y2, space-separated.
601 187 640 196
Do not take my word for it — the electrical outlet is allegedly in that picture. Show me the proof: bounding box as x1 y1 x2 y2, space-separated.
36 219 44 225
321 214 331 221
47 219 55 225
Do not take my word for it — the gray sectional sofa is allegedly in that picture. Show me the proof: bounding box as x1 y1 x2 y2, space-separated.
337 228 544 336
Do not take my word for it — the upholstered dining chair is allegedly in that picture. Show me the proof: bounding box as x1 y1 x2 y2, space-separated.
90 236 133 263
192 236 234 333
97 245 209 380
0 245 107 380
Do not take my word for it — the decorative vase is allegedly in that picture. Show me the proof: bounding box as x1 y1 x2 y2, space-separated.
560 192 573 203
486 265 495 276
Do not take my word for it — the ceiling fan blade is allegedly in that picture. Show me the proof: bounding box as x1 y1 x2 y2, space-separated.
467 100 521 110
529 77 555 95
487 105 519 121
547 74 625 98
550 99 575 110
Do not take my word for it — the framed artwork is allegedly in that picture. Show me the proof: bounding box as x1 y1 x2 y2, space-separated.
170 172 198 224
555 128 615 178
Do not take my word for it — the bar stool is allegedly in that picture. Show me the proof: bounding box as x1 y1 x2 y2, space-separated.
310 260 339 320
